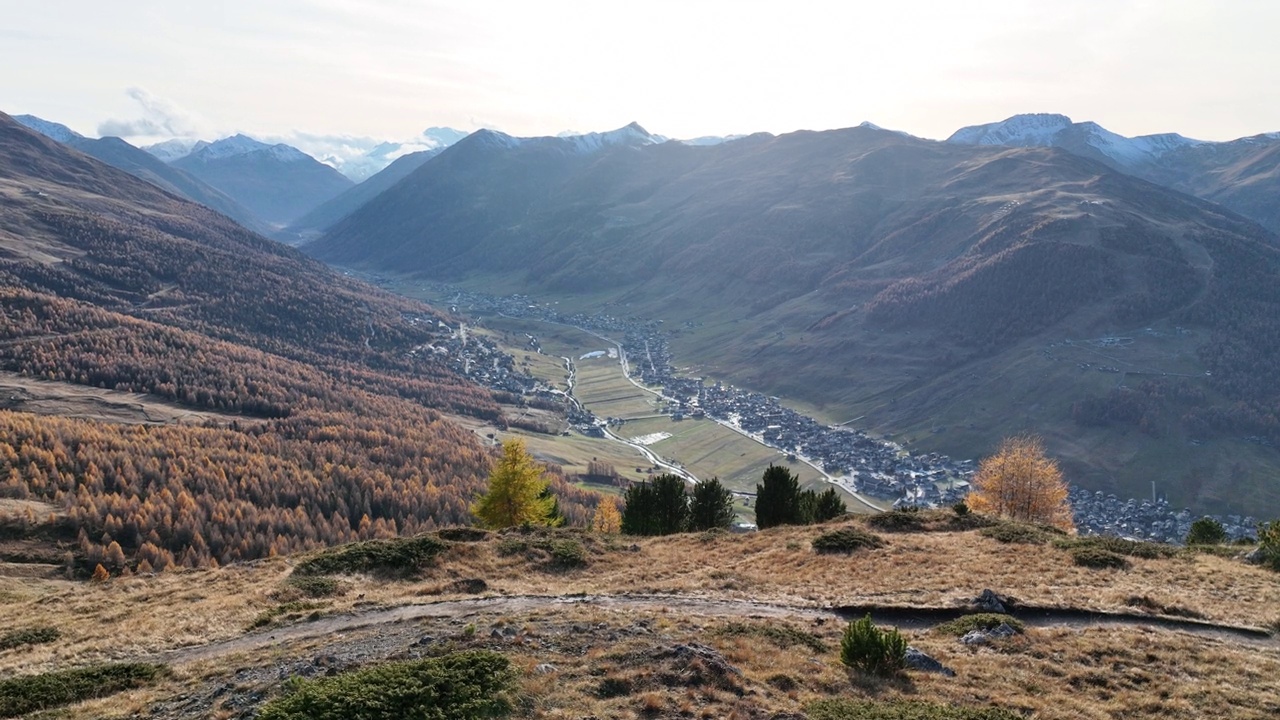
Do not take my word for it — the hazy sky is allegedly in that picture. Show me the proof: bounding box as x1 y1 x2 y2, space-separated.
4 0 1279 146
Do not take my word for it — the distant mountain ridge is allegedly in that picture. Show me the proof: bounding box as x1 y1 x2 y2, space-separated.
174 134 354 227
13 114 268 233
949 113 1280 234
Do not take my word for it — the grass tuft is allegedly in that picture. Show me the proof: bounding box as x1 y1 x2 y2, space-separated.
1054 536 1177 560
978 522 1064 545
285 575 343 599
812 527 885 554
0 663 168 718
933 614 1024 636
1069 546 1129 569
714 621 827 653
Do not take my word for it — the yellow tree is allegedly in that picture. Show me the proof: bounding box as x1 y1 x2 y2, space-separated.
471 439 558 529
590 498 622 534
967 435 1073 530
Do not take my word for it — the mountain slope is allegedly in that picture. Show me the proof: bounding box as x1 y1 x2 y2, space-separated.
0 111 605 573
282 147 443 243
14 115 268 232
174 134 354 227
949 114 1280 235
311 124 1280 515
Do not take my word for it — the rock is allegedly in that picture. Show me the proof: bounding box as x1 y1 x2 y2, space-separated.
502 626 519 637
413 635 435 647
1243 547 1265 565
975 589 1007 613
904 646 956 677
959 630 991 646
490 628 504 639
535 663 558 674
991 622 1018 638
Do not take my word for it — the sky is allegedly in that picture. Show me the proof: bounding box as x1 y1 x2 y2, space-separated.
3 0 1279 160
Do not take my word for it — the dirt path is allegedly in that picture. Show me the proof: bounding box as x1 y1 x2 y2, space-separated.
157 593 1276 667
0 372 249 426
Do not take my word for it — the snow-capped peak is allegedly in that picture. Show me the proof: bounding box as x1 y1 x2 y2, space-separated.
14 114 85 143
947 113 1074 147
190 134 312 163
143 138 209 162
948 113 1203 167
558 122 660 154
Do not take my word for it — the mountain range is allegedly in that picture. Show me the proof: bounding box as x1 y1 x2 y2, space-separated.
307 120 1280 516
949 113 1280 235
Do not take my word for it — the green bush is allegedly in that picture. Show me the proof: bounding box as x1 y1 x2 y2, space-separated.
715 621 827 653
807 698 1022 720
1055 536 1176 560
812 528 885 554
548 539 587 569
1070 546 1129 569
1186 517 1228 545
978 522 1061 545
0 626 60 651
258 652 515 720
840 614 906 677
286 575 342 599
867 510 927 533
0 663 168 718
932 614 1024 636
293 535 448 578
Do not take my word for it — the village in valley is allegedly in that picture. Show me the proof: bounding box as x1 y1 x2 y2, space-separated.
413 283 1260 543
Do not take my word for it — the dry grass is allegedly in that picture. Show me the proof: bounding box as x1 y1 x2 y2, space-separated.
0 522 1276 717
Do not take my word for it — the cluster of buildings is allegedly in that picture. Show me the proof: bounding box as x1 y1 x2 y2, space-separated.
1068 487 1260 544
424 284 1264 544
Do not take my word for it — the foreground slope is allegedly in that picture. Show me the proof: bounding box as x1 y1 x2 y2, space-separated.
0 515 1275 718
0 112 605 572
311 124 1280 515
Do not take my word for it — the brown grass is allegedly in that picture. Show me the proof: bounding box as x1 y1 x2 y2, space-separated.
0 521 1276 717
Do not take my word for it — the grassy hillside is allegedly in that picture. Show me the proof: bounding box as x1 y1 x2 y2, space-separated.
0 514 1274 718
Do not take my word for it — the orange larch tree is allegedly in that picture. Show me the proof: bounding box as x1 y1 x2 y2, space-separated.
967 435 1074 531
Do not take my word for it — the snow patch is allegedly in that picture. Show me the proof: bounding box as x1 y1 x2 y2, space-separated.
144 138 208 162
13 114 84 143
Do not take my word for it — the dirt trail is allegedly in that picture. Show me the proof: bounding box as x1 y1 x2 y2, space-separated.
0 372 250 426
158 593 1276 666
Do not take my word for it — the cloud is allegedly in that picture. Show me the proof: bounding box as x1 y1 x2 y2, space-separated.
97 87 208 139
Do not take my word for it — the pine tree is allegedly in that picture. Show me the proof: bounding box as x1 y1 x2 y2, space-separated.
471 439 558 529
688 477 735 531
967 435 1073 530
621 474 689 535
812 487 848 522
756 465 803 529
